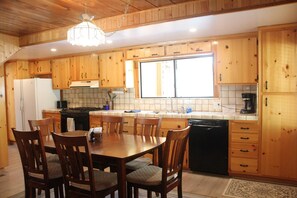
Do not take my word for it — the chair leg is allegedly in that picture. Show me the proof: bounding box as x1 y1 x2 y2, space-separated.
134 187 139 198
111 192 115 198
147 190 152 198
178 181 183 198
38 189 42 195
59 184 64 198
54 186 59 197
45 189 51 198
127 183 132 198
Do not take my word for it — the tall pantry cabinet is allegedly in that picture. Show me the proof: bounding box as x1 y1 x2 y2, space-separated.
259 24 297 181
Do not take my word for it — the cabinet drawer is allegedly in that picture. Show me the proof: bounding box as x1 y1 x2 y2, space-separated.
123 126 134 134
43 112 60 122
166 43 188 56
230 158 258 174
187 41 211 53
161 119 187 129
123 117 134 126
231 121 259 133
89 115 101 127
231 133 258 143
230 143 258 158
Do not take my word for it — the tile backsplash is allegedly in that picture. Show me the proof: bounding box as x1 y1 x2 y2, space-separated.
63 85 258 113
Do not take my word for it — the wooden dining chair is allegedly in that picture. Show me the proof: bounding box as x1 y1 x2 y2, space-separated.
51 132 118 198
126 126 191 198
12 128 64 198
126 117 161 172
100 115 123 134
28 117 59 163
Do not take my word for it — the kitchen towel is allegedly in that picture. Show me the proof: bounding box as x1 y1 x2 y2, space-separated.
67 118 75 132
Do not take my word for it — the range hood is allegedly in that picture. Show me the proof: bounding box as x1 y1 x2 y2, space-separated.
69 80 99 88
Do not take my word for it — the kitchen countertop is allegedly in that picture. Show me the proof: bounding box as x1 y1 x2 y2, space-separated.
43 109 258 120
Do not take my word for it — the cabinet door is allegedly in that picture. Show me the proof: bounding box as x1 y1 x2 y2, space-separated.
261 94 297 180
99 51 125 88
29 60 52 76
52 58 71 89
71 54 99 80
217 37 258 84
0 76 8 167
43 112 61 133
144 46 165 58
187 41 212 54
261 28 297 92
166 43 188 56
126 48 145 59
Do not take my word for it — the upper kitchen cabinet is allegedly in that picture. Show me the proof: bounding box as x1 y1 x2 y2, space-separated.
166 41 212 56
70 54 99 81
166 43 188 56
261 26 297 93
216 36 258 84
126 46 165 59
51 58 71 89
99 51 125 88
29 60 52 76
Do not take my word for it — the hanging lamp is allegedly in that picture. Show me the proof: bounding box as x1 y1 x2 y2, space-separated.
67 13 105 47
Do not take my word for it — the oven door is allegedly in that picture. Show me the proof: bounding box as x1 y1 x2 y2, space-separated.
60 112 90 132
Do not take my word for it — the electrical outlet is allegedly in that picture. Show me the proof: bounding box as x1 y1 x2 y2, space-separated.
213 101 221 110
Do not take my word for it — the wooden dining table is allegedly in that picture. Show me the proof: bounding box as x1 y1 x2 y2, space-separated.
43 131 166 198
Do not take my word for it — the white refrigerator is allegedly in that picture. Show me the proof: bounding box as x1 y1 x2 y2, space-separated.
14 78 60 131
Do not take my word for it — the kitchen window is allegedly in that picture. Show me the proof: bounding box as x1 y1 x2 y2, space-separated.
140 55 214 98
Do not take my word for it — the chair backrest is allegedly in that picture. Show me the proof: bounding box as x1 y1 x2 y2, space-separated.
161 126 190 184
51 132 96 196
28 117 55 137
134 117 161 136
100 115 123 134
12 128 49 181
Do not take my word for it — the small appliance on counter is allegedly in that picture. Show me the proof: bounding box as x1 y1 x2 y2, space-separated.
57 100 68 109
240 93 256 114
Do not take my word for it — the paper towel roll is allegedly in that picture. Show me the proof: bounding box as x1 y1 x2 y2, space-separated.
67 118 75 132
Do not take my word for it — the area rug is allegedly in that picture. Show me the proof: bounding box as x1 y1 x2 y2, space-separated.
223 179 297 198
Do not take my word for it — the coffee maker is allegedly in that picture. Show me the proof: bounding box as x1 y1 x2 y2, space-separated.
240 93 256 114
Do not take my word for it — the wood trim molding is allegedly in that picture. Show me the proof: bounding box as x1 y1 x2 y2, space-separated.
19 0 295 47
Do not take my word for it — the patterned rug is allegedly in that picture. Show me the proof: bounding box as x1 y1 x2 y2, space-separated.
223 179 297 198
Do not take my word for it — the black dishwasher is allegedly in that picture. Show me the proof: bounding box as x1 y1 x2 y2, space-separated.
188 119 228 175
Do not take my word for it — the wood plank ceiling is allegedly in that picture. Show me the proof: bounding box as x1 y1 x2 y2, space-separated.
0 0 194 36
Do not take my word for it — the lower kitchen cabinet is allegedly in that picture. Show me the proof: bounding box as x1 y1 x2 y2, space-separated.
43 112 61 133
89 115 101 128
229 120 260 175
160 118 189 169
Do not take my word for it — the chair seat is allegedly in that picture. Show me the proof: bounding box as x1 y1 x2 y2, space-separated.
72 170 118 191
127 165 176 186
46 153 60 163
28 161 63 180
126 157 152 171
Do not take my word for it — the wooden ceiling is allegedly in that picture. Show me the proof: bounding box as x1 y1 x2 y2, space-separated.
0 0 194 36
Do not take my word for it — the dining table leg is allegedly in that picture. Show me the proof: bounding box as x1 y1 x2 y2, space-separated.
117 159 127 198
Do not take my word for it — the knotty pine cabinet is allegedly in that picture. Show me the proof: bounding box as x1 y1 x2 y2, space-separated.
216 37 258 84
29 60 52 76
99 51 125 88
42 111 61 133
51 58 71 89
126 46 165 59
4 61 30 141
259 24 297 181
70 54 99 81
229 121 260 175
0 67 8 168
261 27 297 93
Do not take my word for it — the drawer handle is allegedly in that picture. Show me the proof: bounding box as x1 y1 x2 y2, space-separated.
240 149 249 152
240 164 248 167
240 127 250 130
240 137 250 140
151 53 158 56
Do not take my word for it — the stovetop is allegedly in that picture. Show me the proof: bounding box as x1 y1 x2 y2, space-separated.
60 107 104 113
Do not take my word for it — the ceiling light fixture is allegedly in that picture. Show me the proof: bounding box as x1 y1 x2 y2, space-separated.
189 28 197 33
67 13 105 47
67 1 130 47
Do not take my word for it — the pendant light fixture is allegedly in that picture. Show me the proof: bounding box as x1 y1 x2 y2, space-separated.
67 13 105 47
67 1 130 47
